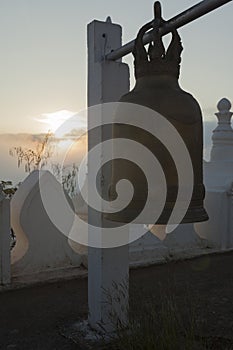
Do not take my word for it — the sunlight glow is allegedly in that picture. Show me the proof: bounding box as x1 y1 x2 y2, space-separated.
35 110 77 134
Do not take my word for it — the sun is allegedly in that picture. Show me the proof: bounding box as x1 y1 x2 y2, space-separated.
35 110 77 134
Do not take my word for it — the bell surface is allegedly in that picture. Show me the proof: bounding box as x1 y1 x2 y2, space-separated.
106 2 208 225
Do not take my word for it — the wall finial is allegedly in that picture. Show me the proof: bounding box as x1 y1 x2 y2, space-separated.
217 98 231 113
210 97 233 162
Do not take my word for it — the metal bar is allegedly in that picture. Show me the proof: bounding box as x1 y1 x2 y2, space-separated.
106 0 232 61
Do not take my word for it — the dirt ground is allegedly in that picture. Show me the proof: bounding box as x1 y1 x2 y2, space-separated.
1 251 233 349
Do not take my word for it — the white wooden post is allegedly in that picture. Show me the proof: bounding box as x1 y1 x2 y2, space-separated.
87 19 130 332
0 187 11 285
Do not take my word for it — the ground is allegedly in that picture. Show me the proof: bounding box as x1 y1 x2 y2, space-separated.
1 251 233 349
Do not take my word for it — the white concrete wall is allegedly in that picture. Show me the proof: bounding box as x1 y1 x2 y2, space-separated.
11 170 82 277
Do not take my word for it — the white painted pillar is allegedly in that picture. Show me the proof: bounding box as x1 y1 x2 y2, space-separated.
210 98 233 162
195 98 233 249
87 19 130 332
0 187 11 285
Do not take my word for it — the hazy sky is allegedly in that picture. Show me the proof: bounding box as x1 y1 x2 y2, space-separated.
1 0 233 133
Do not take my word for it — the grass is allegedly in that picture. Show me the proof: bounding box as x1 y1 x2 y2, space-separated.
112 297 203 349
102 283 208 350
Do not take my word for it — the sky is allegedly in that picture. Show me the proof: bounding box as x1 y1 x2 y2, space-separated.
0 0 233 134
0 0 233 183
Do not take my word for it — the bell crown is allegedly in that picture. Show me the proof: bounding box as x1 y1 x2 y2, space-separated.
133 2 183 79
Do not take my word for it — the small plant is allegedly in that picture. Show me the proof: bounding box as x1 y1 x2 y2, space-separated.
0 180 18 199
9 131 53 173
9 131 79 197
51 163 79 198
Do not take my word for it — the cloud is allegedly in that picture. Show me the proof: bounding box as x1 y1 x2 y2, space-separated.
34 110 87 138
35 110 77 129
64 128 87 139
0 115 219 184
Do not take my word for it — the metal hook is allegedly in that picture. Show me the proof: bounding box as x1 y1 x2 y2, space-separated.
154 1 162 20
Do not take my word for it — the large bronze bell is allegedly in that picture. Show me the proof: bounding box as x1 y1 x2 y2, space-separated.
106 2 208 225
